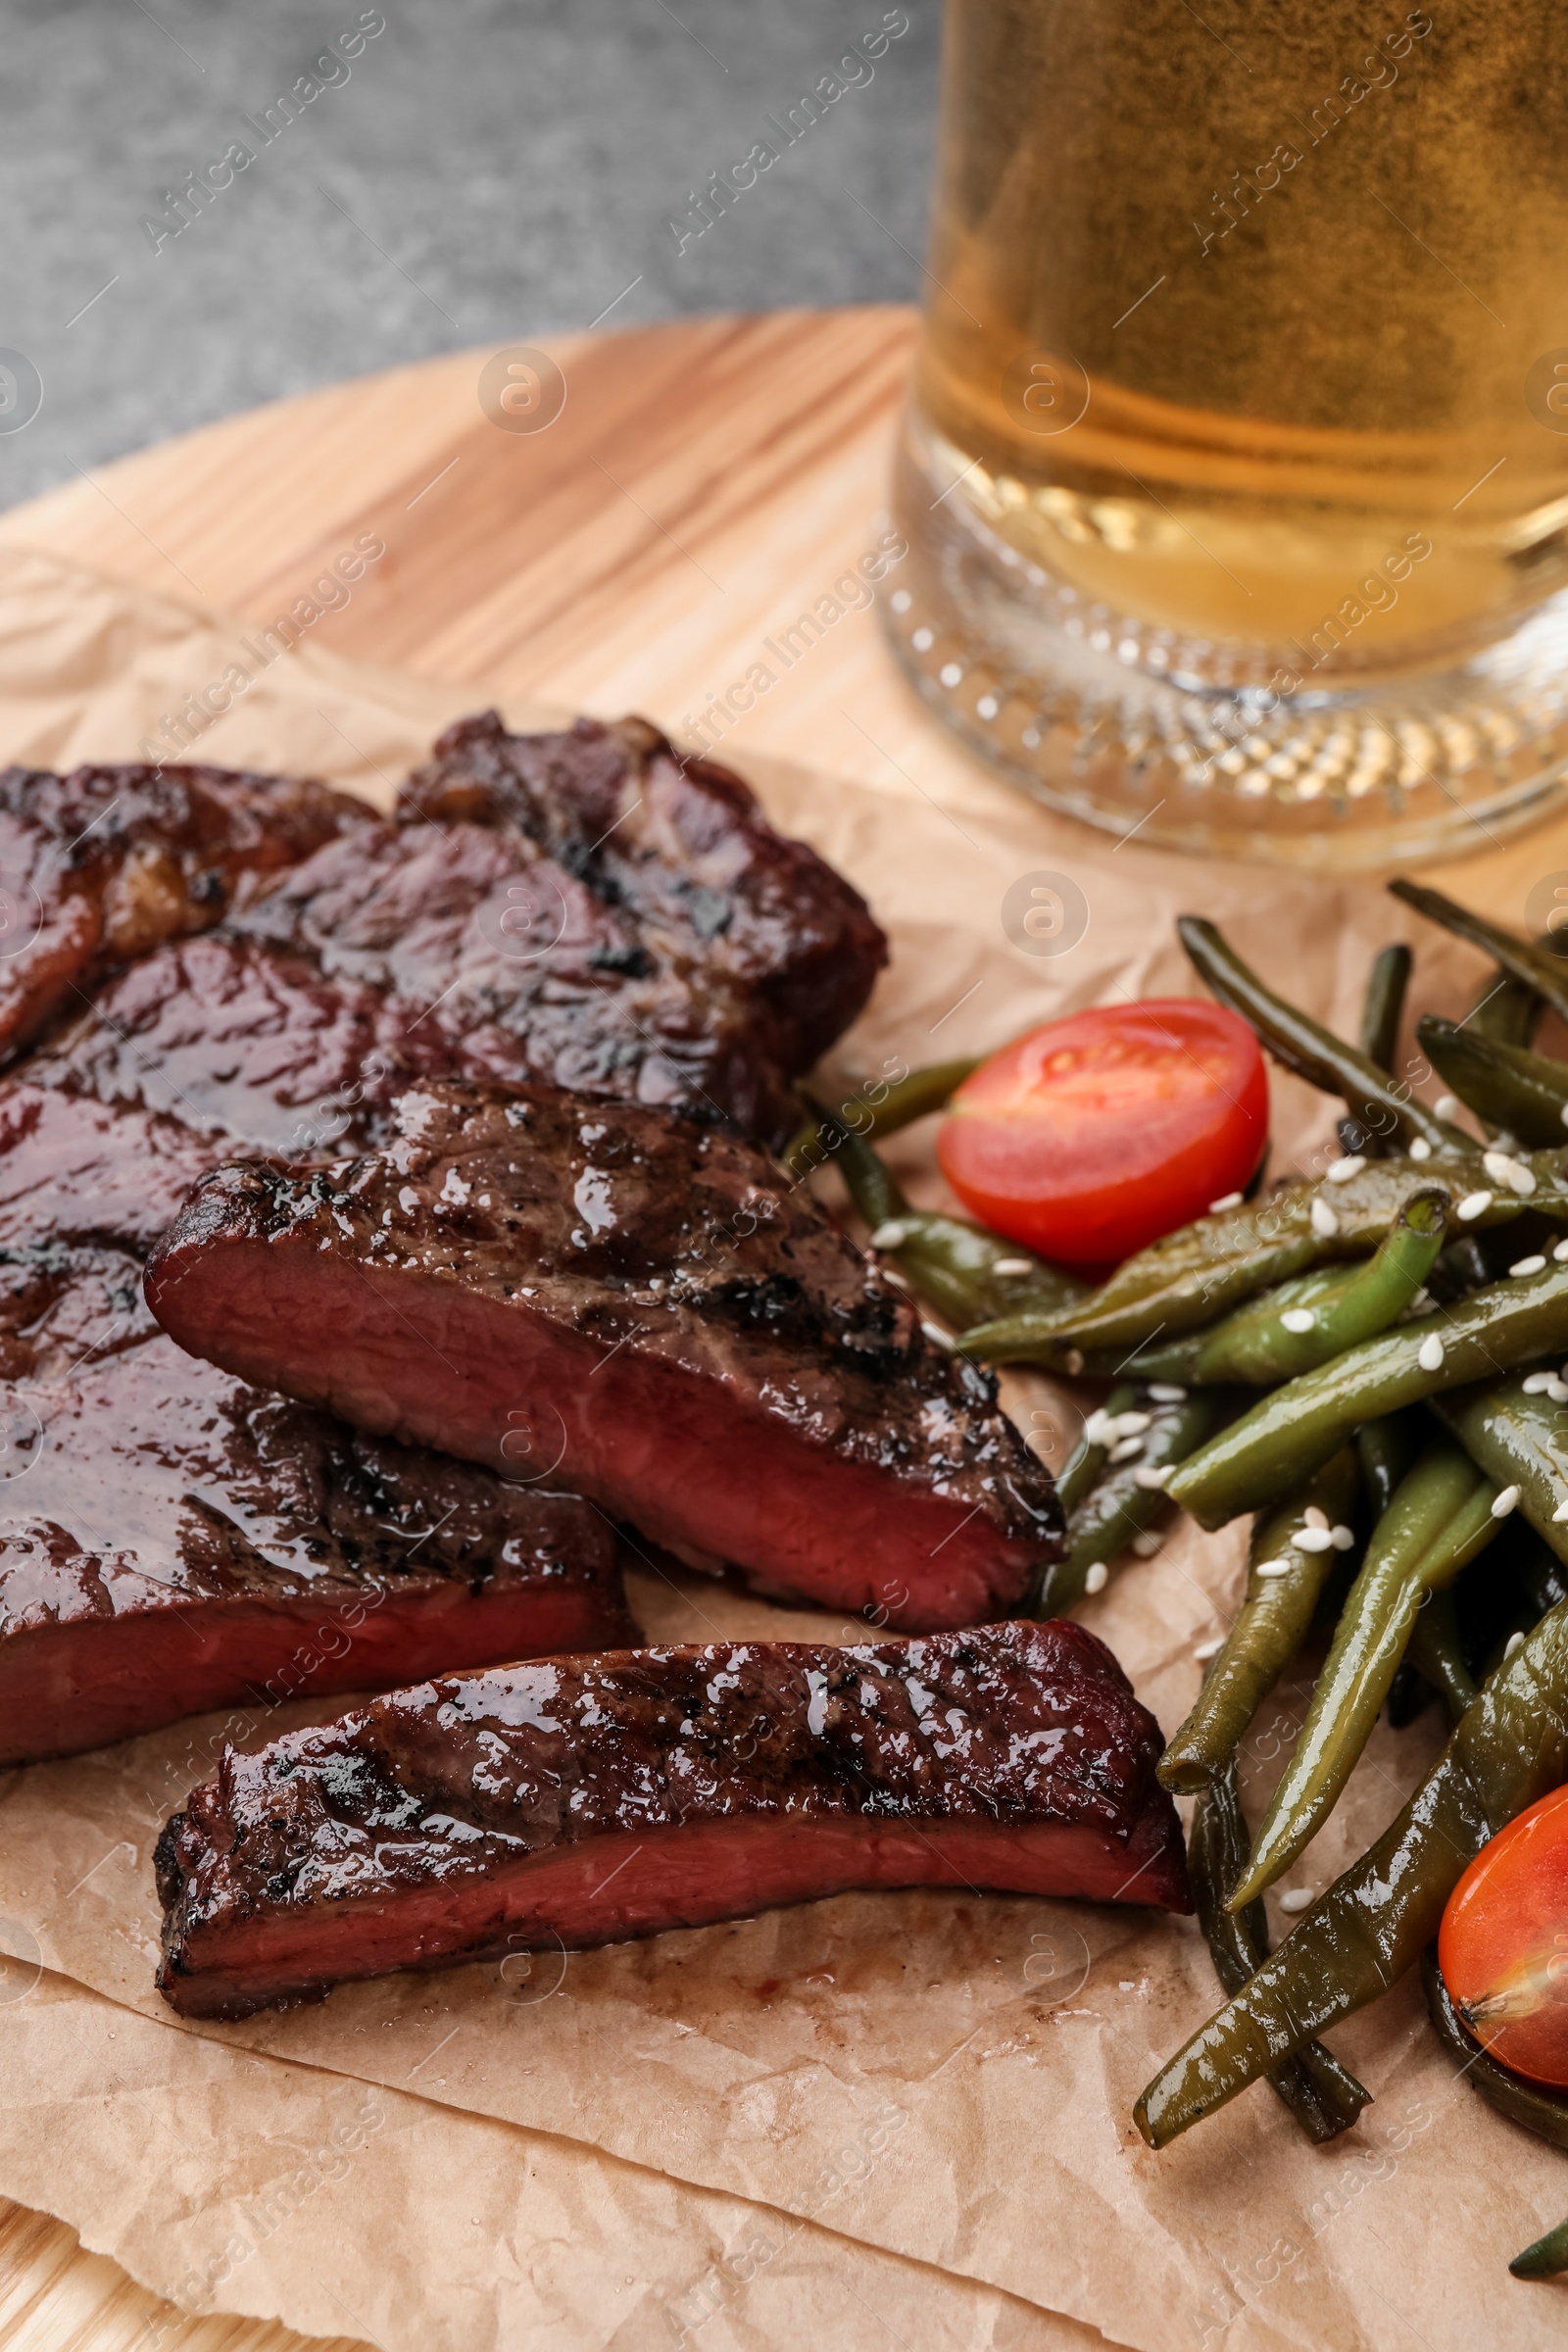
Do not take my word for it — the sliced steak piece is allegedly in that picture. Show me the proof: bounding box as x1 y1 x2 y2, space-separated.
155 1620 1189 2017
0 1074 633 1763
224 814 806 1144
0 1081 225 1253
0 1236 159 1383
24 932 461 1154
0 1316 632 1767
399 711 887 1076
146 1082 1062 1630
0 759 367 1064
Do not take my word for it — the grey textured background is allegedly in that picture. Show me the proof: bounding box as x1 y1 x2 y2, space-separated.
0 0 939 512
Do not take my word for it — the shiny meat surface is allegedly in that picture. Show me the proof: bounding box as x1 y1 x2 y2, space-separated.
0 1080 630 1765
146 1081 1063 1629
0 711 897 1759
0 1082 223 1254
399 710 888 1077
0 758 366 1063
0 1306 631 1765
226 809 799 1125
24 932 461 1153
155 1620 1189 2016
226 814 806 1146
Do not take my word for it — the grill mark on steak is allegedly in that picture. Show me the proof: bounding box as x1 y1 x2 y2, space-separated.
145 1080 1063 1630
154 1621 1189 2017
222 813 794 1134
399 710 888 1080
0 759 368 1065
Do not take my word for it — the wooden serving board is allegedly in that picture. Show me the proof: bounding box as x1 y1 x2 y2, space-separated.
0 309 921 781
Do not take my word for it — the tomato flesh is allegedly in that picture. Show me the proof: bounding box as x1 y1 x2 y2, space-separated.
1440 1782 1568 2089
936 1000 1268 1267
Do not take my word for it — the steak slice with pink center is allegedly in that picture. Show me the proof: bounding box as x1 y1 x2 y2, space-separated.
0 1080 632 1763
155 1619 1189 2018
145 1081 1062 1630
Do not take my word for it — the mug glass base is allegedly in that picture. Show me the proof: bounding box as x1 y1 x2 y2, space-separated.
886 413 1568 870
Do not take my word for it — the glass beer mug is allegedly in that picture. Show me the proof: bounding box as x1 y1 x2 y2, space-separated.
888 1 1568 864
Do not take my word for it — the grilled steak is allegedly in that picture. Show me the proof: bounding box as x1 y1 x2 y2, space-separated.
399 711 888 1081
0 714 905 1753
228 711 885 1146
224 812 809 1133
155 1620 1189 2017
0 758 366 1064
0 1086 629 1765
23 932 461 1154
2 716 885 1146
0 1320 631 1766
146 1082 1063 1630
0 1082 224 1252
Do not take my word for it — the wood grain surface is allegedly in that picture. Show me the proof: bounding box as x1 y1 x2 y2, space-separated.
0 310 921 782
0 2196 362 2352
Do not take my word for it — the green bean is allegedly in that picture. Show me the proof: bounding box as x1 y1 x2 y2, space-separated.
1356 1408 1424 1519
1134 1591 1568 2149
1037 1388 1221 1616
1179 915 1470 1153
829 1120 1086 1326
1169 1259 1568 1533
1418 1016 1568 1150
1385 1659 1437 1731
1189 1766 1372 2143
1421 1948 1568 2276
781 1058 981 1178
1123 1189 1447 1387
1434 1371 1568 1570
959 1151 1566 1371
1466 965 1544 1051
1360 943 1411 1073
1345 944 1413 1155
1159 1452 1359 1793
1512 2222 1568 2281
1054 1383 1140 1519
1390 877 1568 1028
1515 1527 1568 1620
1228 1446 1503 1908
1422 1945 1568 2146
1406 1586 1477 1726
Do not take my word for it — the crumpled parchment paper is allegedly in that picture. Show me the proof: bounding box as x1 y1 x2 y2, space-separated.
2 536 1567 2352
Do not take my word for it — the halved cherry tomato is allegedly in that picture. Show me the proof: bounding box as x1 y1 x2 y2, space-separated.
936 1000 1268 1267
1440 1782 1568 2089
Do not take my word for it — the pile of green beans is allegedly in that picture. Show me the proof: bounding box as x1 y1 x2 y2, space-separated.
1159 1453 1358 1794
1137 1590 1568 2147
1039 1384 1221 1616
799 893 1568 2232
1087 894 1568 2260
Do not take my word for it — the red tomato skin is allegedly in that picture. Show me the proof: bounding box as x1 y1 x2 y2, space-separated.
1440 1782 1568 2089
936 1001 1268 1266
